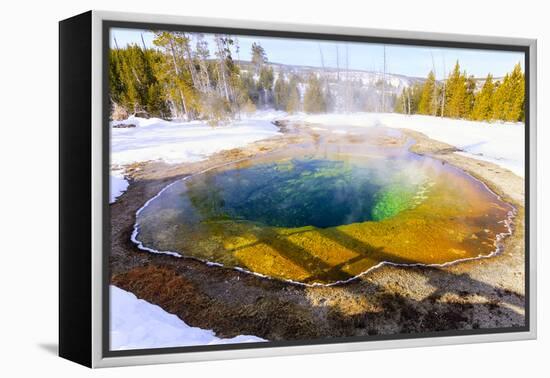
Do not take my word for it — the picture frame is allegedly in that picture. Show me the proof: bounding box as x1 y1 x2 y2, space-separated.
59 10 537 368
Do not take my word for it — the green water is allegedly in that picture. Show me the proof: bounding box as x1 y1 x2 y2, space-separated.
183 158 428 228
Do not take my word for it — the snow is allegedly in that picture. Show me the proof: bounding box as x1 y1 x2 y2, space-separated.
290 113 525 177
109 170 128 204
110 111 283 166
110 285 265 350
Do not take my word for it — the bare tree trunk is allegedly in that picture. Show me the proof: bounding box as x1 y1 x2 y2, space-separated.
318 44 329 95
430 52 438 116
336 45 340 82
215 37 231 102
440 56 447 117
382 45 386 113
168 40 189 119
201 63 211 90
345 44 350 112
131 67 142 85
196 36 212 91
440 81 446 117
220 65 230 102
140 33 147 50
183 38 202 92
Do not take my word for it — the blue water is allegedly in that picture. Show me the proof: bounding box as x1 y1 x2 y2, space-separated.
183 158 425 228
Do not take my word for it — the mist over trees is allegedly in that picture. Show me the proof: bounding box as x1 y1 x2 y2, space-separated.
395 61 525 122
304 74 327 113
109 32 525 124
273 71 301 113
110 34 303 123
109 32 399 122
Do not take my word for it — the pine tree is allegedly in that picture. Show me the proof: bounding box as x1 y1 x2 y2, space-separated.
213 35 233 103
109 44 170 119
490 64 524 122
258 66 274 106
195 35 212 91
304 74 326 113
418 71 436 115
251 43 267 74
394 88 407 114
464 75 477 119
240 71 260 104
286 75 301 113
394 83 422 115
444 61 467 118
273 71 289 110
492 74 516 121
471 74 495 121
109 49 125 107
392 61 524 123
507 63 525 122
208 35 246 123
491 79 504 120
153 32 200 120
249 42 273 107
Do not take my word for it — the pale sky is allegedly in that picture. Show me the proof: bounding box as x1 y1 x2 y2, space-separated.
110 27 524 80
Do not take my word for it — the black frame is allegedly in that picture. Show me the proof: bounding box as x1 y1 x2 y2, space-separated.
100 19 531 359
59 11 92 367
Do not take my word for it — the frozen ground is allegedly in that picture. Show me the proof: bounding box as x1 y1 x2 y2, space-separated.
110 286 265 350
109 169 128 204
111 111 284 166
291 113 525 177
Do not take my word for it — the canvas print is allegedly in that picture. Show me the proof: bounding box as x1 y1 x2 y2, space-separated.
107 25 527 352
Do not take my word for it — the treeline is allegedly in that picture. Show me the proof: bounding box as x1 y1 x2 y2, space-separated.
395 61 525 122
109 33 329 123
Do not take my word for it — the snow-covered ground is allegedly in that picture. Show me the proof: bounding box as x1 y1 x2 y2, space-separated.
110 286 265 350
291 113 525 177
111 111 284 166
109 170 128 204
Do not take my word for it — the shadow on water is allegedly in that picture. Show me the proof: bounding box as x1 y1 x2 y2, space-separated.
113 172 525 341
255 223 523 309
226 221 526 335
320 228 524 310
212 217 526 336
249 227 352 282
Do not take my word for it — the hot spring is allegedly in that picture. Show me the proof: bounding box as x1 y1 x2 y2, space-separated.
132 126 514 285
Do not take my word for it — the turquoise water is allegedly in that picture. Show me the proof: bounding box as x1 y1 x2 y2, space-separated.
182 157 428 228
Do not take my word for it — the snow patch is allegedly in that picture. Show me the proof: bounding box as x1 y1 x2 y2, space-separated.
110 285 265 350
110 170 128 204
110 112 282 166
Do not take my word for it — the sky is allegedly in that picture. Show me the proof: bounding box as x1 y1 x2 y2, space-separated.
111 28 524 80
